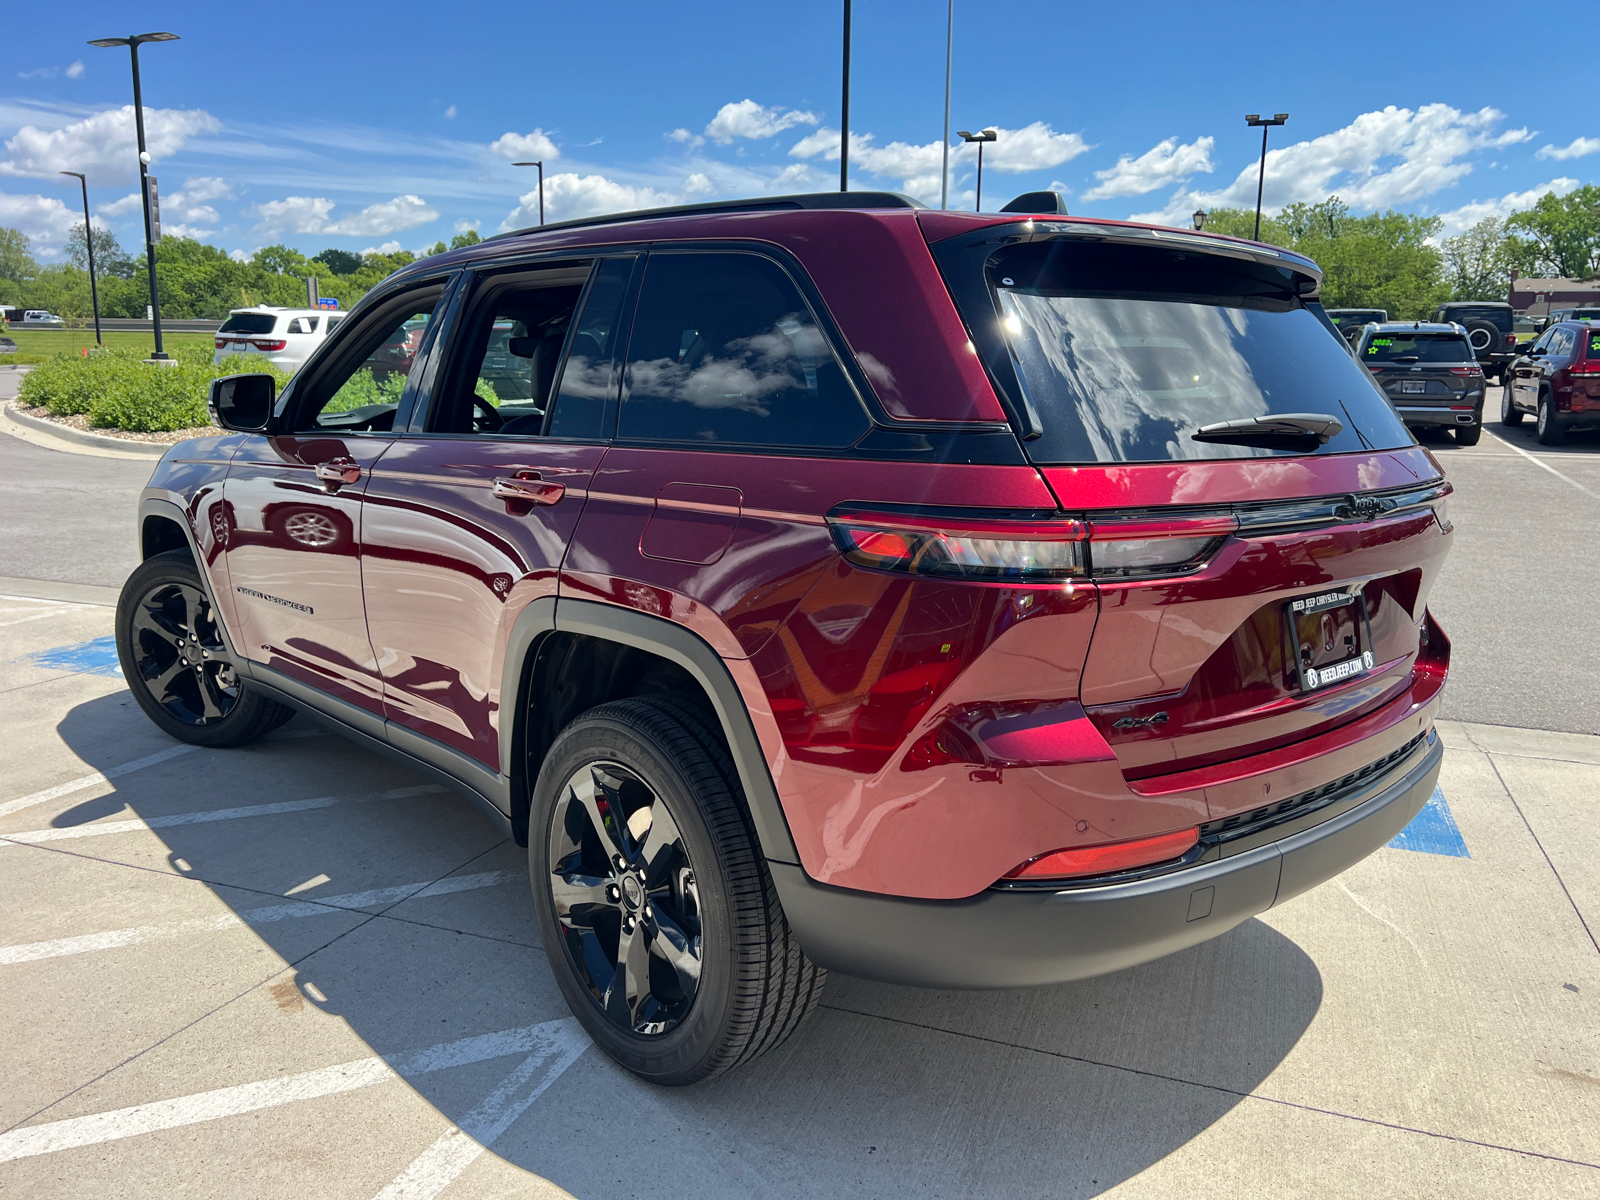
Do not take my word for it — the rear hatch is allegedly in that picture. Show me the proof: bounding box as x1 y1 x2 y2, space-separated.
1361 329 1480 415
928 218 1451 806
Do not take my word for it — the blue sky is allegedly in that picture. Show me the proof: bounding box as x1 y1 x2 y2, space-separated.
1 0 1589 262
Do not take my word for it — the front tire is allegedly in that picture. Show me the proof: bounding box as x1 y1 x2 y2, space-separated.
115 550 295 746
1501 385 1523 426
529 696 824 1085
1537 392 1565 446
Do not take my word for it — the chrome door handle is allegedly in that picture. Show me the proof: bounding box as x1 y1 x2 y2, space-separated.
492 474 565 506
315 457 361 491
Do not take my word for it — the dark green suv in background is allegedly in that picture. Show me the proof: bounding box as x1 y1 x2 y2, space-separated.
1431 301 1516 383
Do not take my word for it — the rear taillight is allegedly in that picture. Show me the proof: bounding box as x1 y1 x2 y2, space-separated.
1569 360 1600 375
1366 364 1385 372
829 509 1234 582
1448 367 1483 377
214 337 226 349
252 338 288 351
1003 827 1200 880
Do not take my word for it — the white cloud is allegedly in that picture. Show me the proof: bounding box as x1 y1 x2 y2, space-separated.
249 194 438 237
1129 104 1533 227
682 172 715 197
704 100 817 145
667 127 706 150
179 176 233 203
99 192 143 217
0 105 221 184
0 190 83 253
65 61 84 79
1082 136 1214 200
229 248 252 263
251 196 336 236
362 240 404 255
163 223 214 240
1536 137 1600 161
1432 178 1581 237
499 172 684 227
489 129 559 162
452 217 481 234
790 121 1088 202
444 105 458 120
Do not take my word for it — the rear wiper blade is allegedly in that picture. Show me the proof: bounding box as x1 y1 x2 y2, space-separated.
1391 355 1420 362
1192 413 1344 449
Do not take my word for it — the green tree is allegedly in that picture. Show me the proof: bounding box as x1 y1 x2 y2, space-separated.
1441 217 1514 301
66 224 136 279
1505 185 1600 279
254 244 310 276
449 229 482 250
0 227 37 302
312 248 362 276
421 240 448 258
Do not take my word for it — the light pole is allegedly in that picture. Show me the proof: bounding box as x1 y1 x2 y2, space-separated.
941 0 953 210
958 129 997 211
513 161 545 225
59 171 102 346
1192 209 1207 231
1244 112 1288 242
88 31 178 359
840 0 851 191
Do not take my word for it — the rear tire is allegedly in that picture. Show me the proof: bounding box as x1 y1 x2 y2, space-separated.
529 695 824 1085
1537 392 1565 446
115 550 295 747
1453 422 1481 446
1501 386 1524 426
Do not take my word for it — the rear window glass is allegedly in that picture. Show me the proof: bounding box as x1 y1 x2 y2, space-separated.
1362 334 1473 363
978 239 1411 463
1330 311 1384 327
218 313 277 335
1443 306 1512 331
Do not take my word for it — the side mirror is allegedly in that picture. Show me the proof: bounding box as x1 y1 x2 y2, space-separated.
209 373 276 433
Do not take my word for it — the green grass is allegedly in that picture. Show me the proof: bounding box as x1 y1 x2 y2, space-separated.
0 328 214 365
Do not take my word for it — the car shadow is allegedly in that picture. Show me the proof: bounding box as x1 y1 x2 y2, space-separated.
48 690 1323 1198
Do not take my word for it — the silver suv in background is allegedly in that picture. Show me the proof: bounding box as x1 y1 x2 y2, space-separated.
1354 322 1485 445
214 306 344 373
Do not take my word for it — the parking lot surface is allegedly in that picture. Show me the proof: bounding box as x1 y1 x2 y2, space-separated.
1 387 1597 1197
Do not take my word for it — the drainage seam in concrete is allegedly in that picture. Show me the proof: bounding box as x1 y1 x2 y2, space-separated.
822 1004 1600 1172
2 838 515 1134
1484 755 1600 958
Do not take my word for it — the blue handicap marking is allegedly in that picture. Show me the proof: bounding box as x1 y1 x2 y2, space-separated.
1388 786 1470 857
23 635 123 678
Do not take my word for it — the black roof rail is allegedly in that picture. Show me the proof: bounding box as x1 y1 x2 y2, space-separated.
486 191 925 242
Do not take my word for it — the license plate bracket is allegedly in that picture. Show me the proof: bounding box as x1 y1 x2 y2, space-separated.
1400 380 1427 394
1284 588 1375 692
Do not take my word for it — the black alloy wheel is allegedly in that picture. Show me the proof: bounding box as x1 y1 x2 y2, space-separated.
547 760 704 1036
115 549 294 747
529 696 824 1085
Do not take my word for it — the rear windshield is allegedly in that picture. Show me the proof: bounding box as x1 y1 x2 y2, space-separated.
966 238 1411 463
1362 334 1473 363
1443 306 1512 331
1330 311 1385 327
218 313 278 335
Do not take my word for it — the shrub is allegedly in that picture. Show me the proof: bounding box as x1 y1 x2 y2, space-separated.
18 345 292 433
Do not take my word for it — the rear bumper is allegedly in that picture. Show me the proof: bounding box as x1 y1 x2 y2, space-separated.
774 729 1442 988
1396 406 1479 428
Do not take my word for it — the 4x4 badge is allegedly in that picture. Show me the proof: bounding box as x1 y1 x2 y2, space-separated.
1113 711 1169 730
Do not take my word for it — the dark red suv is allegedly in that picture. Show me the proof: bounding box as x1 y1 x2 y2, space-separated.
116 193 1452 1085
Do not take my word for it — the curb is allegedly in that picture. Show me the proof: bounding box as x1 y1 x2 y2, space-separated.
2 403 168 459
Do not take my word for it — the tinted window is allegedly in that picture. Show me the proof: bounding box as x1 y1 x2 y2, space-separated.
1362 334 1473 363
988 239 1411 463
219 313 277 335
545 258 634 440
1552 328 1576 357
1443 306 1512 332
619 252 868 448
296 288 444 432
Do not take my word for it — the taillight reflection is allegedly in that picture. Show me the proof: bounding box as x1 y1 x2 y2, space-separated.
1004 827 1200 881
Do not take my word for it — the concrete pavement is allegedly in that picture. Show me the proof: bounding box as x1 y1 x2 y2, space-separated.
0 590 1595 1198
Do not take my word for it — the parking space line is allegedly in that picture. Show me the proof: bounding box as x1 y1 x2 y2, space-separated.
0 604 94 629
0 1018 587 1165
0 871 514 966
0 744 201 820
1482 428 1600 499
0 783 446 849
372 1035 590 1200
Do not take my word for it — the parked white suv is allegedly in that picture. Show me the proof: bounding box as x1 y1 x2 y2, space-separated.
214 306 344 372
22 310 64 326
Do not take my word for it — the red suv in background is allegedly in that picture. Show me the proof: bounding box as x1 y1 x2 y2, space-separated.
116 193 1452 1086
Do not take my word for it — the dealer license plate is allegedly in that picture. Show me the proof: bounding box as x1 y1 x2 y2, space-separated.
1400 380 1427 394
1284 588 1375 692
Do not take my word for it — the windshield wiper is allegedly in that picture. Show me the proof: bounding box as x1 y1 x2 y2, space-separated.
1391 355 1420 363
1192 413 1343 451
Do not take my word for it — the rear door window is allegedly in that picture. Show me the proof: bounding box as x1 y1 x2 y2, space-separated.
973 238 1411 463
618 251 868 449
219 313 278 335
1362 334 1473 363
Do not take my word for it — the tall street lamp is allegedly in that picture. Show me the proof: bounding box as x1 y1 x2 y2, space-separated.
940 0 953 210
513 161 545 225
88 31 179 360
840 0 851 192
59 171 102 347
958 129 997 211
1245 112 1288 242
